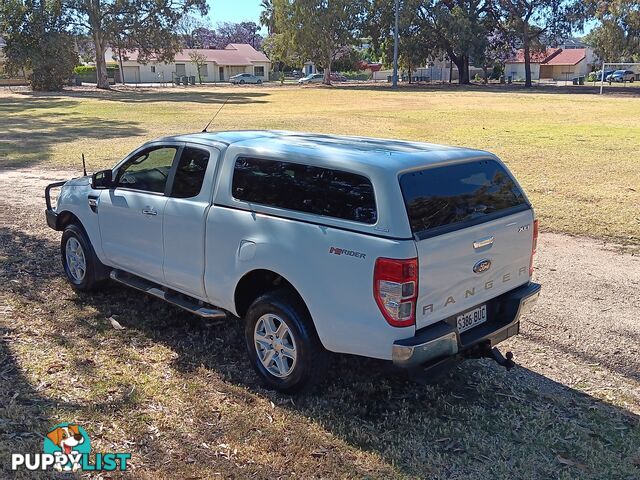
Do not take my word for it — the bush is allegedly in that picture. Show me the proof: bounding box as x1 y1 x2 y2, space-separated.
342 72 369 81
73 65 118 77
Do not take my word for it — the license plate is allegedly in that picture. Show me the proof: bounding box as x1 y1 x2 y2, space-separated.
457 305 487 333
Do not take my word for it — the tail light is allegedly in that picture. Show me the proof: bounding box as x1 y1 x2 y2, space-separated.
529 219 539 276
374 257 418 327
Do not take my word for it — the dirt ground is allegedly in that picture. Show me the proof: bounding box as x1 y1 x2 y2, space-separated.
1 167 639 479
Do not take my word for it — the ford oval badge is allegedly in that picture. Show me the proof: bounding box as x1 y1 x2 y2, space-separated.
473 259 492 274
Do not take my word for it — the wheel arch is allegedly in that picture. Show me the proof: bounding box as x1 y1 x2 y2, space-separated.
56 210 83 231
234 269 310 320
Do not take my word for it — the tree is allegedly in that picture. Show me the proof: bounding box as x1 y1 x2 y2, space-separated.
177 14 210 48
417 0 495 84
260 0 276 35
272 0 367 84
366 0 435 81
0 0 78 91
476 30 515 82
497 0 576 87
66 0 208 89
181 22 264 50
189 50 207 83
583 0 640 62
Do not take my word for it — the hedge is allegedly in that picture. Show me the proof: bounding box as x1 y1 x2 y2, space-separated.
73 65 119 75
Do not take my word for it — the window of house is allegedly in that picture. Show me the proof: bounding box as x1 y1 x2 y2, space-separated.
171 147 210 198
232 157 377 224
198 64 208 77
116 146 178 194
254 66 265 77
151 65 156 73
175 64 186 76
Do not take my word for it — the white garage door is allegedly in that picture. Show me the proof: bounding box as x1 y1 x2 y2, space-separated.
123 66 140 83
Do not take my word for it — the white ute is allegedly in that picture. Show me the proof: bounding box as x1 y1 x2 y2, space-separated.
45 131 541 392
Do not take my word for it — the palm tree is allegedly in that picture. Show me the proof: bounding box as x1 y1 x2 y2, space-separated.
260 0 276 35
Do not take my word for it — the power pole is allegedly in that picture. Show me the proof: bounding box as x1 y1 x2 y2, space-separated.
392 0 399 89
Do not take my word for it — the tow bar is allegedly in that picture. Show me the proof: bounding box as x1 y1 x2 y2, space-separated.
488 347 516 370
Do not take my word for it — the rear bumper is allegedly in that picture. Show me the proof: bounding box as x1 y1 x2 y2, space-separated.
392 282 541 368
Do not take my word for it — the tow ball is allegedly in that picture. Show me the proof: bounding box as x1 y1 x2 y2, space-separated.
488 347 516 370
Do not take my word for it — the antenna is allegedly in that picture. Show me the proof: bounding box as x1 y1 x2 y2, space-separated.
82 153 87 176
202 96 231 133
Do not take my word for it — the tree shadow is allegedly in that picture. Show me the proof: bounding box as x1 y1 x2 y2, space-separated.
3 220 639 478
12 88 270 105
0 96 146 168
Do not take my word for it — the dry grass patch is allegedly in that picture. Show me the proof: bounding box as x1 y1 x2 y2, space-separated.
1 195 639 479
0 84 639 245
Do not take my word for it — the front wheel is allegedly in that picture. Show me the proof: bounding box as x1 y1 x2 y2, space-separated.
61 223 105 291
239 79 245 84
244 290 328 393
257 79 262 85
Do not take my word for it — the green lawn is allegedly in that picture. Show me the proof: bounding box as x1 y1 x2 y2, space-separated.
1 84 638 245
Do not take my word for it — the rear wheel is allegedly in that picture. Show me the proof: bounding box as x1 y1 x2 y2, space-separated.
257 79 262 85
239 79 245 84
61 223 105 291
244 290 328 393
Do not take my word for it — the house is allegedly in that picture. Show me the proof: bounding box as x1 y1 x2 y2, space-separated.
103 43 271 83
505 47 591 82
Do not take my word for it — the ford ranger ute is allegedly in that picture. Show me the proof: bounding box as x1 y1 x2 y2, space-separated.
45 131 541 392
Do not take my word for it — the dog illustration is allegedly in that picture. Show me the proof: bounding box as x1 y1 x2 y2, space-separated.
46 424 85 471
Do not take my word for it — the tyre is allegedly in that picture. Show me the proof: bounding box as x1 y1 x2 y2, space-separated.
257 79 262 85
244 290 329 393
61 223 106 291
239 79 245 84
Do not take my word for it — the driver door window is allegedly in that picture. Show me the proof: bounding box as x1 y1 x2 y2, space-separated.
117 147 178 194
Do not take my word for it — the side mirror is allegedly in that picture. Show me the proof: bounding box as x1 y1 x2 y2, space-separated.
91 169 113 189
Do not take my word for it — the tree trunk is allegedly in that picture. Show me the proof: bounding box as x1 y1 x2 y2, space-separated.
449 52 468 85
483 66 488 84
93 32 110 89
323 57 332 85
523 24 532 88
118 49 125 85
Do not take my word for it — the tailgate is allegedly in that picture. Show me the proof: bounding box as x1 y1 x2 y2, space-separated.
398 157 534 329
415 210 534 329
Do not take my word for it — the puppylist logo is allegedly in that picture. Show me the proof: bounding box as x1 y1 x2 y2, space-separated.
11 422 131 473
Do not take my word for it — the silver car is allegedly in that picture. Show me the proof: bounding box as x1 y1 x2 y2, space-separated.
606 70 636 83
230 73 263 85
298 73 324 84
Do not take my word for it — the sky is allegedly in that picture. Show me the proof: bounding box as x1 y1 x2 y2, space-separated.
205 0 595 37
207 0 264 30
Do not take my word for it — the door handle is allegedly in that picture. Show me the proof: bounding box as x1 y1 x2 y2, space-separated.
142 208 157 216
473 236 494 249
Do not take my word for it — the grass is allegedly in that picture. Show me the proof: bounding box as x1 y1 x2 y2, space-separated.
1 219 639 479
0 84 639 245
1 84 640 478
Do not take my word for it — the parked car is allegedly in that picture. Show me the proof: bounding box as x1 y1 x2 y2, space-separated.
298 73 324 84
606 70 636 83
330 72 347 82
45 131 540 392
591 69 615 81
230 73 262 85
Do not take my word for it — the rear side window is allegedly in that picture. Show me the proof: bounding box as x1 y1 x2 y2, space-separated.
171 147 210 198
400 159 528 237
232 157 377 224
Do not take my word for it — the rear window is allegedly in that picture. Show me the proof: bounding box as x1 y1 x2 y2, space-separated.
232 157 377 224
399 159 528 237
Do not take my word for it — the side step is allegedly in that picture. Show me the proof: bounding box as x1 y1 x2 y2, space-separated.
110 270 227 320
